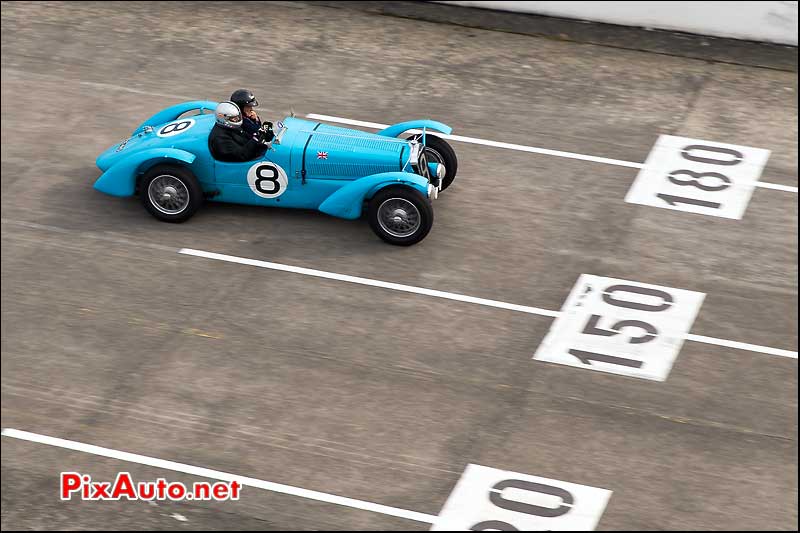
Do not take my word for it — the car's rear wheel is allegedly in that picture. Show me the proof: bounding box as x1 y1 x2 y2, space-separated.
140 165 203 223
368 186 433 246
408 134 458 191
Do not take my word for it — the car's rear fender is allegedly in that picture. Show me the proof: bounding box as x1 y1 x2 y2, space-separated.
318 172 430 220
93 148 196 197
376 120 452 138
132 101 218 136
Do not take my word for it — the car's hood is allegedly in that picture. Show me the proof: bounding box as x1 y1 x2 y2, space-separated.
289 119 410 175
281 117 408 154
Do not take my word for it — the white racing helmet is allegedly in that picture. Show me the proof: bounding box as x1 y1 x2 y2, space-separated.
215 101 243 129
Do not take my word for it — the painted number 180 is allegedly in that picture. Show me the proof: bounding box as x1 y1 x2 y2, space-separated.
625 135 770 219
656 144 743 209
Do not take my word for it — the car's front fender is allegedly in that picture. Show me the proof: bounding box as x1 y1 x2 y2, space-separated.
318 172 430 220
376 120 452 138
93 148 196 197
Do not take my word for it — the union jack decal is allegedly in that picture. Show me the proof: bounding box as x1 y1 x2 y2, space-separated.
316 151 328 160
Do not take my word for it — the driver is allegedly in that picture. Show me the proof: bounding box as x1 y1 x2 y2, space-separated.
230 89 274 141
208 101 271 162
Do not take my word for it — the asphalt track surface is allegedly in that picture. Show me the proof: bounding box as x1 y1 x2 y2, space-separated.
1 1 797 530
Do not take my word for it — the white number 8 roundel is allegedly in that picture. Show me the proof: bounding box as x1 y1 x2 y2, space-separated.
247 162 288 199
157 118 195 137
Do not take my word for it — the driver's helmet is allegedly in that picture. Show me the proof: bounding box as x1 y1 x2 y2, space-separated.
214 101 242 129
230 89 258 111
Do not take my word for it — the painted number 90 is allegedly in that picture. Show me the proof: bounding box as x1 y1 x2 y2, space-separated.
431 465 612 531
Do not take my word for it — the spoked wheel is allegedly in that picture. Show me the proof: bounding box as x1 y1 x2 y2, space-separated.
148 175 189 214
368 186 433 246
378 197 422 238
140 165 203 223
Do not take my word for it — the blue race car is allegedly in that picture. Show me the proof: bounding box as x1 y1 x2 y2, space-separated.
95 101 458 245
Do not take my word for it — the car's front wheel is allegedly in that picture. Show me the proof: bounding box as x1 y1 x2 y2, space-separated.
408 134 458 191
140 165 203 223
368 186 433 246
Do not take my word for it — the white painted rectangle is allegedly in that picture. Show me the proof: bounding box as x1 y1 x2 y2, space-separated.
533 275 705 381
625 135 770 219
431 464 611 531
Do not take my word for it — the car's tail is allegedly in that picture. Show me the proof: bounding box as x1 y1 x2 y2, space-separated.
131 101 218 136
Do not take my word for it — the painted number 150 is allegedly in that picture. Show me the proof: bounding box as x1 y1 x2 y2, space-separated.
568 284 673 369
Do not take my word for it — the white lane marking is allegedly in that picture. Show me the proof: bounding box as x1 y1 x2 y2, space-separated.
305 114 798 193
8 220 795 360
179 249 797 359
78 81 198 101
306 114 644 169
1 429 437 524
2 70 198 102
753 181 799 193
178 249 561 318
1 218 178 253
306 114 388 130
685 334 798 359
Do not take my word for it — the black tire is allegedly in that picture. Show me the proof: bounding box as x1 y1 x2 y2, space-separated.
408 133 458 191
140 165 203 223
368 186 434 246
